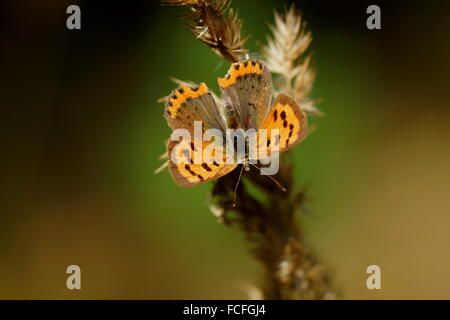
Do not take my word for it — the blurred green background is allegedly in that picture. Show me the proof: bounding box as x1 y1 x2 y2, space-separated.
1 0 450 299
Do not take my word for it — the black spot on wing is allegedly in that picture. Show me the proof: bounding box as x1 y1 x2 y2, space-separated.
184 164 196 176
184 164 205 182
201 163 212 172
286 124 295 146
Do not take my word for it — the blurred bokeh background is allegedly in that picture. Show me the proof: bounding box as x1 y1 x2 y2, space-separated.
1 0 450 299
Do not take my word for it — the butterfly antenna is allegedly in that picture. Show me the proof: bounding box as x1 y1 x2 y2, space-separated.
249 163 287 192
232 165 245 207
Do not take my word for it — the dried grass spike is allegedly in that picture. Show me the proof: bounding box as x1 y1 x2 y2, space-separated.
263 6 320 114
161 0 248 62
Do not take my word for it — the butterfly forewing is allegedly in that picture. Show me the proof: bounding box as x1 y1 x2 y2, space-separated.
218 60 273 130
164 83 227 134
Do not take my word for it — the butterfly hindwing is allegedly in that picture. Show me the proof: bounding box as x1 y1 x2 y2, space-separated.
167 138 237 187
257 93 308 158
218 60 273 130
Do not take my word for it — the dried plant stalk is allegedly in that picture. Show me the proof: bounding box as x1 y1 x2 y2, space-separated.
211 155 334 299
161 1 334 299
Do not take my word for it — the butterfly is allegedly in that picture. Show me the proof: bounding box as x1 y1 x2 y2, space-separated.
164 59 308 188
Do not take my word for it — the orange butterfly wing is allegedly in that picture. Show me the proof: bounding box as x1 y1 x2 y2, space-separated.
167 138 237 187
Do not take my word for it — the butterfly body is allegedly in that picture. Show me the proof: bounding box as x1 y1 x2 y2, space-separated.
164 60 308 187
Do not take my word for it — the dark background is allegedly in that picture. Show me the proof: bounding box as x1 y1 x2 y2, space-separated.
1 0 450 298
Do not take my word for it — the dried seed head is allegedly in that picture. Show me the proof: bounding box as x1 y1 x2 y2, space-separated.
162 0 248 62
263 6 321 115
